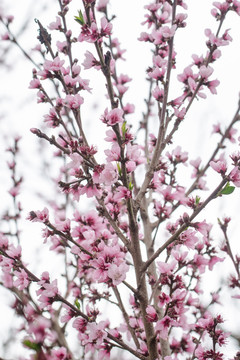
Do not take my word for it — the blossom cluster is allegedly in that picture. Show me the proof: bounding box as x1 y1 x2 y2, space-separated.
0 0 240 359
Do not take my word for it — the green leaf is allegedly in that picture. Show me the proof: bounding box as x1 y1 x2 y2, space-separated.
121 121 127 138
23 340 41 352
219 182 235 196
117 162 122 176
195 195 201 205
75 298 81 310
74 10 85 25
128 181 133 191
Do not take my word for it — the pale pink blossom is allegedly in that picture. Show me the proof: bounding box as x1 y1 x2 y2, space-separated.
82 51 101 70
155 316 177 340
63 94 84 109
158 259 177 274
99 163 118 185
96 0 109 12
101 108 124 126
87 320 108 345
210 160 227 174
146 305 158 322
44 108 60 128
107 262 129 285
207 79 220 94
29 78 41 89
27 207 49 223
44 56 65 72
1 32 10 40
199 65 214 79
100 17 112 36
72 63 81 76
13 269 29 290
8 185 20 197
48 16 62 30
56 40 67 53
152 86 164 101
229 166 240 186
50 347 67 360
114 186 132 201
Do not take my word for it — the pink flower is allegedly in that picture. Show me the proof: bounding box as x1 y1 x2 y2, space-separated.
212 122 221 134
99 163 118 185
114 186 132 201
107 262 129 285
167 146 188 163
146 305 158 322
174 107 186 120
157 259 177 274
177 66 195 83
48 16 62 30
38 278 59 309
152 86 164 101
0 234 9 250
1 32 10 40
233 0 240 15
44 108 60 128
96 0 109 12
180 229 198 249
87 321 108 346
8 185 20 197
193 220 212 236
6 244 22 259
28 317 51 343
199 65 214 79
50 347 67 360
126 143 145 165
155 316 177 340
192 54 204 67
153 25 176 44
123 103 135 114
210 160 227 174
207 79 220 94
13 269 29 290
64 74 78 87
229 166 240 186
72 63 81 76
101 108 124 126
100 17 112 36
29 78 41 89
44 56 65 72
42 279 59 297
82 51 101 70
63 94 84 109
56 40 68 53
97 0 109 10
208 255 224 270
72 317 87 332
138 31 153 42
149 66 166 81
27 207 49 223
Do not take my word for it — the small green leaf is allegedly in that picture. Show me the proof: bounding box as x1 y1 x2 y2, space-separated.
117 162 122 176
128 181 133 191
23 340 41 352
121 121 127 138
74 10 85 25
195 195 201 205
219 182 235 196
75 298 81 310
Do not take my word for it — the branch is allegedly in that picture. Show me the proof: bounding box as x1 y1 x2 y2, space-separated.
142 176 228 273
